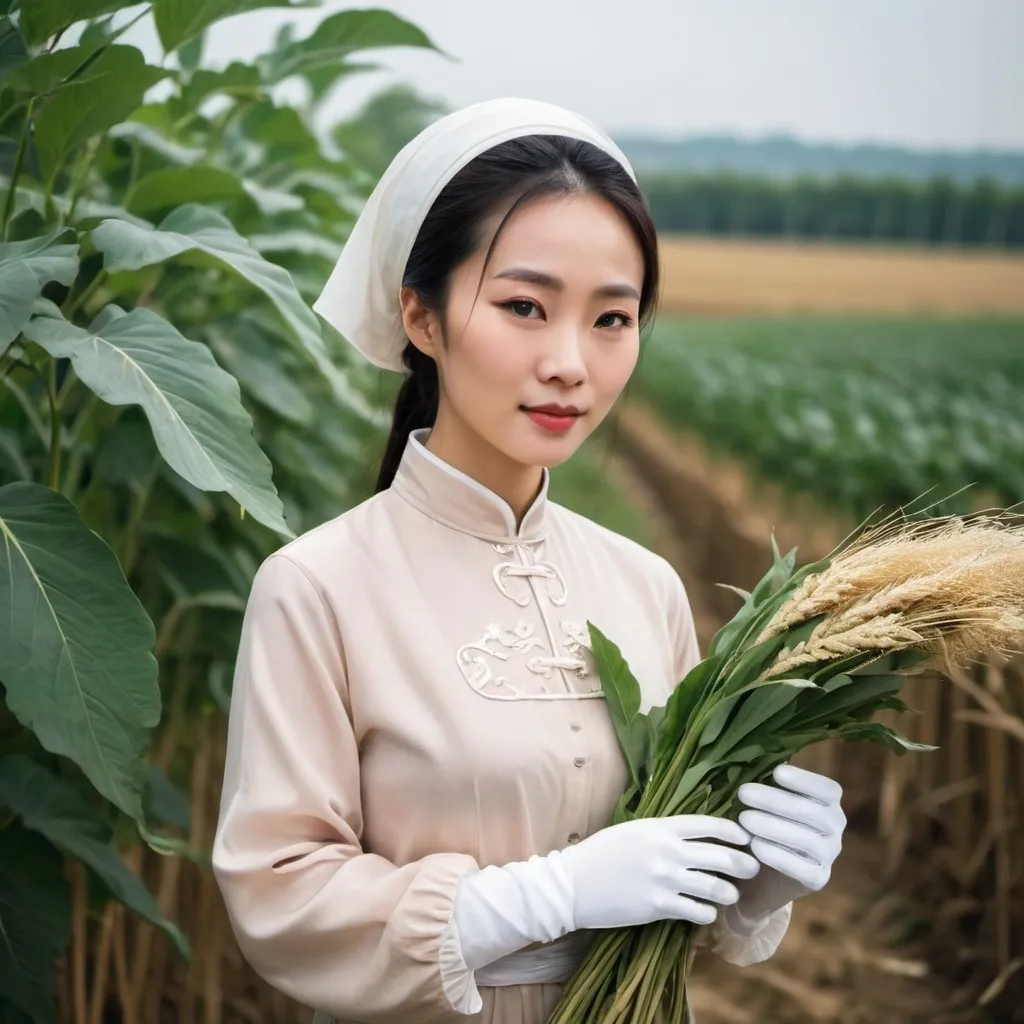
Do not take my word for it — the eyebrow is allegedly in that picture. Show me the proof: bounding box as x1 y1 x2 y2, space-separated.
494 267 641 302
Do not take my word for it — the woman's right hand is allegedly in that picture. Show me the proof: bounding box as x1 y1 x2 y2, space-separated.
563 815 761 930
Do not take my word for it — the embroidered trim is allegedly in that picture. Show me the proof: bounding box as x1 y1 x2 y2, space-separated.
456 620 601 701
456 546 599 701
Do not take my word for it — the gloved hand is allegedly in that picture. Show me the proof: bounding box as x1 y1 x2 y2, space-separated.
452 815 761 973
726 762 846 932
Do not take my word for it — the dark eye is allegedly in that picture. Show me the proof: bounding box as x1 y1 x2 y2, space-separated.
508 299 539 318
596 312 633 329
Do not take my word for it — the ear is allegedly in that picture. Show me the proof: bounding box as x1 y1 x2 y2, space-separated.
400 286 443 358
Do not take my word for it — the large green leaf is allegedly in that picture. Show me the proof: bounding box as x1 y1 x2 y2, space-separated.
33 45 168 188
128 167 303 218
0 823 70 1023
0 482 159 820
24 306 289 535
19 0 136 45
261 9 444 83
153 0 314 53
0 756 188 957
0 232 78 353
0 17 27 89
0 263 39 358
207 321 313 425
90 204 343 402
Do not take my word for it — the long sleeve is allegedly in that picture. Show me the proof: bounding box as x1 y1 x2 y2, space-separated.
664 564 791 967
212 553 480 1023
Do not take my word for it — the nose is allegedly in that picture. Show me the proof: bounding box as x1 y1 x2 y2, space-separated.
537 324 587 388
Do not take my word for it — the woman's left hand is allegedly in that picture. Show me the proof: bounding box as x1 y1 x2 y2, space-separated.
731 762 847 922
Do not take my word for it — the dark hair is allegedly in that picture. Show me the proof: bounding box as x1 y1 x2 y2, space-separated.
374 134 660 493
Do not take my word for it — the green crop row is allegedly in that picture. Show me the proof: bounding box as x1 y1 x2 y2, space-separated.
635 317 1024 521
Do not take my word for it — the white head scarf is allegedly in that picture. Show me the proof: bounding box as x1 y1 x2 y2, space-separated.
312 97 637 373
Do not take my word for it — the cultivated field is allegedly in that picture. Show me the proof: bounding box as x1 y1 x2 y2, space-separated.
658 235 1024 316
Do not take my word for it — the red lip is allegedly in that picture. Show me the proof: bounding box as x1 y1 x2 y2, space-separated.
522 404 584 435
524 404 583 416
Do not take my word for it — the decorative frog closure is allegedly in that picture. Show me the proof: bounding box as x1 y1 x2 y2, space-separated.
456 542 602 701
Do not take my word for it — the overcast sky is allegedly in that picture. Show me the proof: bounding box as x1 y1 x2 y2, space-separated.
125 0 1024 152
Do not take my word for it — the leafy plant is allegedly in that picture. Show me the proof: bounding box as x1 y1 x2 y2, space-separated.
638 316 1024 522
0 3 441 1020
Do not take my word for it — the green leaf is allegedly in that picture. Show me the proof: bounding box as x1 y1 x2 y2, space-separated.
19 0 137 46
0 17 28 90
108 120 204 168
587 622 646 786
0 997 36 1024
78 14 119 47
0 483 159 820
127 166 248 216
0 756 189 958
0 822 70 1023
0 231 78 353
0 263 40 358
126 166 304 219
207 321 313 425
144 764 191 832
708 679 817 760
836 721 937 754
177 29 205 72
181 61 264 109
791 673 904 732
154 0 315 53
90 205 333 390
261 8 444 84
33 46 168 188
23 306 290 535
656 652 724 766
718 632 788 696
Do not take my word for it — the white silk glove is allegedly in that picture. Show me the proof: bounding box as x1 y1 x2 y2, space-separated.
726 762 846 933
451 815 761 973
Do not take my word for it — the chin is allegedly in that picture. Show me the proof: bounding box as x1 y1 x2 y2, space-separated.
508 433 587 471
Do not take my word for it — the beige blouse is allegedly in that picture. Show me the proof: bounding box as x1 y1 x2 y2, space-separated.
212 429 790 1024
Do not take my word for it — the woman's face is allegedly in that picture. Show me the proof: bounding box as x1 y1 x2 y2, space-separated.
405 192 646 481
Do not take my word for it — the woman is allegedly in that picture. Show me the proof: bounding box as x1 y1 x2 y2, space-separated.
212 98 847 1024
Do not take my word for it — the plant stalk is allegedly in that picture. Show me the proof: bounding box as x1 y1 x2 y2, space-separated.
2 97 34 241
47 361 62 491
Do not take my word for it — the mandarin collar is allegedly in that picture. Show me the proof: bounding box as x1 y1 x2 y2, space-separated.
390 429 549 543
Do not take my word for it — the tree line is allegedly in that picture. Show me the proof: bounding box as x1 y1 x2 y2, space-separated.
639 172 1024 248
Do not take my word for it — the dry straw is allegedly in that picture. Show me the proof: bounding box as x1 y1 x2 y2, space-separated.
759 513 1024 674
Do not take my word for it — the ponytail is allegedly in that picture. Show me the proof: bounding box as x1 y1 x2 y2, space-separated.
374 343 439 493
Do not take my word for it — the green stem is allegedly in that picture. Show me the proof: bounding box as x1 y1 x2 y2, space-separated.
603 934 662 1023
62 139 101 227
631 921 681 1024
671 934 696 1024
120 462 159 577
63 269 108 323
2 97 34 241
549 930 631 1023
46 362 62 491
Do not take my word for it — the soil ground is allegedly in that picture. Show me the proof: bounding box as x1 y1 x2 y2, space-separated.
607 405 992 1024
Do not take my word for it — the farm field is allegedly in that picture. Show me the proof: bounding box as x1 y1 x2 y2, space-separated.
634 315 1024 522
657 235 1024 316
593 313 1024 1020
